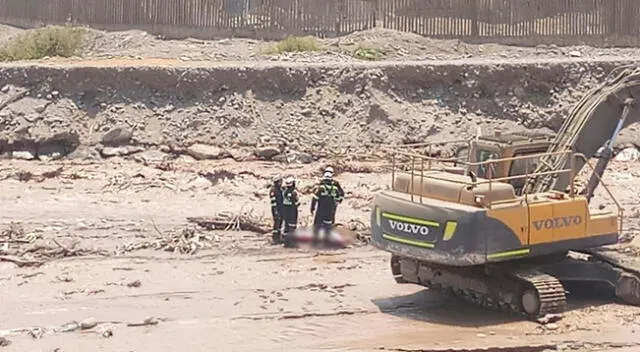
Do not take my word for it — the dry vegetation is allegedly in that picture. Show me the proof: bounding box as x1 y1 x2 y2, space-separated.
0 24 85 61
264 35 322 54
353 47 385 60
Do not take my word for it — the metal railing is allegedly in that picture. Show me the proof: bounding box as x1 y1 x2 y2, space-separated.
388 148 573 205
574 153 624 234
386 146 621 222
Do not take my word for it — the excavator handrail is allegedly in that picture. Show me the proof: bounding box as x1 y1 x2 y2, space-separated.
390 149 577 205
391 150 622 231
475 169 573 185
389 148 573 167
574 153 624 233
382 139 471 149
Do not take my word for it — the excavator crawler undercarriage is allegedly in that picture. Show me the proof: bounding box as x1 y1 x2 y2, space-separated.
392 249 640 319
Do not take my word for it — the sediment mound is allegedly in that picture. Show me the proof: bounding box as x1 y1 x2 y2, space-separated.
0 59 637 162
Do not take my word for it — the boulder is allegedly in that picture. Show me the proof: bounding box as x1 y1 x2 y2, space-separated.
100 146 145 158
614 147 640 162
186 143 227 160
101 126 133 146
12 150 35 160
291 152 314 164
254 146 281 160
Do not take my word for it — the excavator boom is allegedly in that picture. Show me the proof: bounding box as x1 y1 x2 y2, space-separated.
524 65 640 194
583 101 633 201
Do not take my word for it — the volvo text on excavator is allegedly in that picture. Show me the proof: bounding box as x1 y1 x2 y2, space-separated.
370 65 640 318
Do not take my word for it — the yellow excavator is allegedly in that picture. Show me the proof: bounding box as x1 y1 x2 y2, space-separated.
370 65 640 318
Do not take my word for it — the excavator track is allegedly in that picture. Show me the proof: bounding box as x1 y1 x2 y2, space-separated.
397 256 567 319
581 248 640 305
516 274 567 317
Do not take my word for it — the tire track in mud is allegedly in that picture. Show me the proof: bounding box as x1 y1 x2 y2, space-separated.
231 309 376 321
377 341 640 352
378 347 557 352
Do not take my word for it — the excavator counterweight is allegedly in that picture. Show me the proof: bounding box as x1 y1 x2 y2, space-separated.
370 65 640 319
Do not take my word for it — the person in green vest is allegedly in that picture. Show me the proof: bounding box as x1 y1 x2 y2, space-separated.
310 171 340 247
281 176 300 248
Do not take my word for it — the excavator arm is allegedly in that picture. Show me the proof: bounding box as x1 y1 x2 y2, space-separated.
523 65 640 195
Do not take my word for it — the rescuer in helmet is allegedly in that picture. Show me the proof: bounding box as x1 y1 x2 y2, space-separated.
281 176 300 248
269 174 285 244
310 171 339 247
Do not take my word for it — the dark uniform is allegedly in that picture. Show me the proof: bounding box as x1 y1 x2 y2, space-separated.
330 179 345 219
269 179 284 244
323 167 345 220
310 178 340 246
281 182 300 248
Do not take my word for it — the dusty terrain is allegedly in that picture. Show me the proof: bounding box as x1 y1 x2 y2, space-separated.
2 24 640 352
2 158 640 352
4 24 640 62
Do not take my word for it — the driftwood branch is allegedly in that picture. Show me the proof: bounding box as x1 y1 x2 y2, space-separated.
0 255 44 267
187 207 270 234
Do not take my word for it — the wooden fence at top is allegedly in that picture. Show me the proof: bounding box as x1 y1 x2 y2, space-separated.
0 0 639 45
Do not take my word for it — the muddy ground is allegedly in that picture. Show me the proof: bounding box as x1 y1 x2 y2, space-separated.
2 24 640 351
0 157 640 352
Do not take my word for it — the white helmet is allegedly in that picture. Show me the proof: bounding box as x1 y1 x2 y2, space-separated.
322 171 333 180
325 166 334 174
284 176 295 186
273 175 282 183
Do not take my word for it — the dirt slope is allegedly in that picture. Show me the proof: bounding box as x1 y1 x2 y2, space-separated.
1 58 640 164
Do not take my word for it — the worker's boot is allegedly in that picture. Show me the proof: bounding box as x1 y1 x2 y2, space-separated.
323 226 332 247
311 226 320 248
271 231 282 245
283 231 297 248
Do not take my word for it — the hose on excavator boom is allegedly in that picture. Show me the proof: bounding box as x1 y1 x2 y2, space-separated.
523 65 640 195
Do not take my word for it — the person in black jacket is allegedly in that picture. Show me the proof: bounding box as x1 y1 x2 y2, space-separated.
281 176 300 248
269 175 284 244
324 166 344 219
310 171 340 247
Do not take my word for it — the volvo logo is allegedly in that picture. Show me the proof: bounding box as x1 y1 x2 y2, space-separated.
532 215 583 231
388 220 430 236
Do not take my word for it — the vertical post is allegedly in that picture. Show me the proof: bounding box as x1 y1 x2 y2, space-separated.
608 0 619 38
471 0 479 37
569 152 576 197
410 156 415 202
524 156 530 197
391 153 395 190
428 144 432 169
420 158 424 204
620 208 624 234
487 160 492 208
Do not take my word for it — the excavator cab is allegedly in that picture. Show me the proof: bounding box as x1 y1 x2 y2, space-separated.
452 131 554 195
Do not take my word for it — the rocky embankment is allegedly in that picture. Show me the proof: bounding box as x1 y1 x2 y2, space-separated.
0 58 639 163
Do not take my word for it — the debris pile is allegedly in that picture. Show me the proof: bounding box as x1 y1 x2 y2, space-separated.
3 316 162 342
0 167 64 182
187 208 271 233
119 225 217 255
341 219 371 245
0 222 108 267
116 209 271 255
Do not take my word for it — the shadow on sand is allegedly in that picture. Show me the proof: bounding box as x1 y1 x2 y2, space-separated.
372 281 615 327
